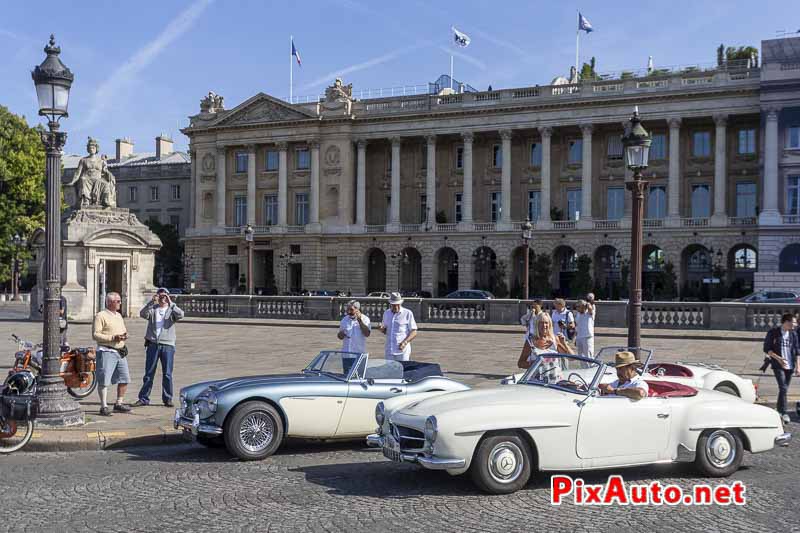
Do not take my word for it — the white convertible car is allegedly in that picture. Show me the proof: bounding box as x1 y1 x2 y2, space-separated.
503 347 757 403
367 353 790 495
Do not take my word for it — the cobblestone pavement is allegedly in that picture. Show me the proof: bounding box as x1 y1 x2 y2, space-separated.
0 436 798 532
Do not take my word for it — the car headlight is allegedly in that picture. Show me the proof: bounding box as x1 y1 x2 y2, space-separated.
179 392 187 410
424 416 438 444
198 390 218 414
375 402 385 426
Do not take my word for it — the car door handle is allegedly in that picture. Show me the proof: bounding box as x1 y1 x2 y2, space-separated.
657 413 670 419
390 388 402 393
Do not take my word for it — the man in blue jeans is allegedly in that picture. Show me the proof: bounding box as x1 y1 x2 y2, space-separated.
134 288 184 407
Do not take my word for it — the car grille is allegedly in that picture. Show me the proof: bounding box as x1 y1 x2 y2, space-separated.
390 423 425 452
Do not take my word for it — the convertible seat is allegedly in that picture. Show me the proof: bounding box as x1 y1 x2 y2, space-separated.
648 363 694 378
645 380 698 398
399 361 443 382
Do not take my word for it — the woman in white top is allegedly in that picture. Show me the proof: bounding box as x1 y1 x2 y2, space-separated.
517 313 574 370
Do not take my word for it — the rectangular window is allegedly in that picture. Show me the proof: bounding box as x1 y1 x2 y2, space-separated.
296 148 310 170
567 188 582 220
788 126 800 149
201 258 211 281
650 134 666 160
234 196 247 226
455 146 464 169
607 187 624 220
692 131 711 157
736 182 757 217
691 184 711 218
420 144 427 170
647 186 667 219
490 192 502 222
325 257 337 284
607 136 623 160
290 244 301 255
169 215 180 233
454 193 463 223
235 151 248 173
264 194 278 225
265 150 279 171
128 186 137 202
149 185 159 202
530 143 542 167
227 245 238 256
568 139 583 164
295 193 309 225
171 184 181 200
527 190 541 221
419 194 428 223
738 129 756 155
492 145 502 168
787 176 800 215
148 214 160 224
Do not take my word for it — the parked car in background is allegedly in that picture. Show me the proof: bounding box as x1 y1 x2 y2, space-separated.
306 290 342 297
399 291 432 298
367 292 391 299
736 290 800 303
445 290 494 299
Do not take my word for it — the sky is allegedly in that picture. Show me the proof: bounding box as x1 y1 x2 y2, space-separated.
0 0 795 156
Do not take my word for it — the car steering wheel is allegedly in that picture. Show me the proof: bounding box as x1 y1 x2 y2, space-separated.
567 373 589 391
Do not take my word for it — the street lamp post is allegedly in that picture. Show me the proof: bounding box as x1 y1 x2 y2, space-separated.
621 106 652 356
521 219 533 300
10 233 27 301
390 250 410 293
278 250 296 294
31 35 82 426
244 224 254 295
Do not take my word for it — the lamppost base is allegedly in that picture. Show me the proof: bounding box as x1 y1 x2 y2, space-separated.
36 410 85 428
36 379 85 427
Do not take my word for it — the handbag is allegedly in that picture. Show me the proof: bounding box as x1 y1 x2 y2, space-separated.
118 345 129 358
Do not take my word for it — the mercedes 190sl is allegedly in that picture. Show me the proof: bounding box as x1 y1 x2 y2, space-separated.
368 353 790 495
175 351 467 460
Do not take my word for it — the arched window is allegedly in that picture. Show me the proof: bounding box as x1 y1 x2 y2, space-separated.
779 243 800 272
734 248 757 270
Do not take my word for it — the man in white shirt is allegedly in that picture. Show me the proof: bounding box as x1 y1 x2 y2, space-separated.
550 298 575 338
380 292 418 361
599 351 649 400
338 300 371 354
574 299 595 357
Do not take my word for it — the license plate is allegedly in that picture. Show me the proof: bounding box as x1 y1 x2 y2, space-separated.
382 434 402 462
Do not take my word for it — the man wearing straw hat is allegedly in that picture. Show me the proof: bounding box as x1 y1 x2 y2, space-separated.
379 292 418 361
598 351 649 400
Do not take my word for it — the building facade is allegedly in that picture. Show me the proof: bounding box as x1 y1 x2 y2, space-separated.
182 37 800 298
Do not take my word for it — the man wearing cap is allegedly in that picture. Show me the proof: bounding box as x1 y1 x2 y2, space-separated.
338 300 371 354
598 351 649 400
379 292 418 361
133 288 184 407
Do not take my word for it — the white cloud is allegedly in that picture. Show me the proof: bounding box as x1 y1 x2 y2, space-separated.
76 0 213 132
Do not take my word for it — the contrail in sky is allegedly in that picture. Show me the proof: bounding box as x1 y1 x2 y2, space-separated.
439 45 487 71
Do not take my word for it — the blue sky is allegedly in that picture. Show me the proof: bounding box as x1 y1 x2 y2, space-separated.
0 0 794 155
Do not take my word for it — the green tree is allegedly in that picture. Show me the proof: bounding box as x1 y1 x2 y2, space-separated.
531 254 552 298
145 220 183 288
657 261 678 300
493 260 509 298
579 57 597 81
570 254 593 298
726 46 758 64
0 106 46 289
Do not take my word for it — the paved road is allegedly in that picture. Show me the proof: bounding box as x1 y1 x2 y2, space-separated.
1 436 798 532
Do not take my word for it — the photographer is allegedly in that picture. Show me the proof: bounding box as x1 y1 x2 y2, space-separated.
762 313 800 424
338 300 371 354
92 292 131 416
551 298 575 341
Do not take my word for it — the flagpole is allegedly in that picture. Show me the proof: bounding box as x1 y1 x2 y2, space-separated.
289 35 293 103
575 29 580 76
450 54 454 91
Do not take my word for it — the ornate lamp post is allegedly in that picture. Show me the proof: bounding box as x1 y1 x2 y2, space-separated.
278 250 297 294
621 107 651 355
390 250 410 293
244 224 254 295
521 219 533 300
9 233 27 301
31 35 82 426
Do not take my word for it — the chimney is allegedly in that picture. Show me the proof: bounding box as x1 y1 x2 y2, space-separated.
115 137 134 161
156 133 174 159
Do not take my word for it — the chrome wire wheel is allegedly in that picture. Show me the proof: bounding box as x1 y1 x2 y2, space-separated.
705 430 736 469
487 441 524 484
238 412 275 453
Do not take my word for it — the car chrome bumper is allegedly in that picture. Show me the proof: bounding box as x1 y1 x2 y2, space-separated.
367 433 465 469
173 408 223 436
366 433 383 448
775 432 792 447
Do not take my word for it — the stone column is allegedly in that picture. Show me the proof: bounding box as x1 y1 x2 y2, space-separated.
277 141 288 227
461 132 474 227
667 117 682 224
192 149 202 230
580 124 593 227
389 137 401 228
500 130 512 225
215 147 226 229
246 145 257 226
538 127 552 224
760 107 781 225
309 139 320 228
426 134 437 227
712 114 728 225
356 139 367 226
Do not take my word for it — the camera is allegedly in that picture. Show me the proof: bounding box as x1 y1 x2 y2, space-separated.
759 357 770 372
557 319 566 329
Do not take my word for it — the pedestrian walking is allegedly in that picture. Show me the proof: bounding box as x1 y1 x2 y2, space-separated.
338 300 371 354
574 299 595 357
134 288 184 408
762 313 800 424
92 292 132 416
551 298 575 340
379 292 417 361
519 300 545 365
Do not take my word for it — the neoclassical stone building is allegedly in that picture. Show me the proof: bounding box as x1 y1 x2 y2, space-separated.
182 36 800 298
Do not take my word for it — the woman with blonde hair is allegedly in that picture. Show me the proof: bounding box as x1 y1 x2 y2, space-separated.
517 313 574 369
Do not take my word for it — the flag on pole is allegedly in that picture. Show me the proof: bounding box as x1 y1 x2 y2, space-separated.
291 39 302 66
578 12 593 33
452 26 471 48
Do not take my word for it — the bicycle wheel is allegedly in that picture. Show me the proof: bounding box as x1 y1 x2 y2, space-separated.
0 418 35 454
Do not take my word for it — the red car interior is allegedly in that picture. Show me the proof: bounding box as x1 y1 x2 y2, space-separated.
645 380 698 398
648 363 694 378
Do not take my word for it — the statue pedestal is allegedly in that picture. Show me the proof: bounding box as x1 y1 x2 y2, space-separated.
30 208 162 321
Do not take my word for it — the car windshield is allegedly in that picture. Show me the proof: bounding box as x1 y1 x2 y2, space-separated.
520 354 602 395
594 346 653 373
304 351 363 380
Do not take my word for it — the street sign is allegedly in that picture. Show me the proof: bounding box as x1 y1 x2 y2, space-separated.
702 277 721 284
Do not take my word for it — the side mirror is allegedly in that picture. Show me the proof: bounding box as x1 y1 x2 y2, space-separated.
366 378 375 386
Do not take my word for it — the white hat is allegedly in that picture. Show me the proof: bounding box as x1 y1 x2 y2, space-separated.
388 292 404 305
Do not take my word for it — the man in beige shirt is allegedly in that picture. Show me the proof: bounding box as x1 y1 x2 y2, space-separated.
92 292 132 416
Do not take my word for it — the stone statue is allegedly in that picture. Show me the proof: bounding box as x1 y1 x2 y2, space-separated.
325 78 353 102
65 137 117 209
200 91 225 113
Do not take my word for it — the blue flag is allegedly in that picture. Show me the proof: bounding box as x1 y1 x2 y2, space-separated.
578 12 593 33
292 39 302 66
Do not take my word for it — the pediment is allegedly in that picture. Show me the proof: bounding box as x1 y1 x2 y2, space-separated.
212 93 316 126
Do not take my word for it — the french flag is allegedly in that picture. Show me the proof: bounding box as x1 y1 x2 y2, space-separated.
292 39 302 67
